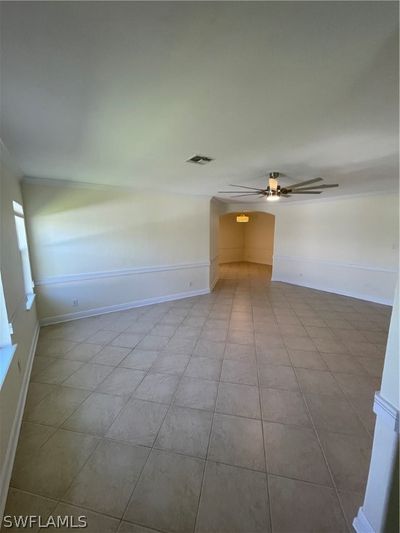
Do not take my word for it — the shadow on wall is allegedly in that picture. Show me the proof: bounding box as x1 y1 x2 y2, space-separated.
218 211 275 266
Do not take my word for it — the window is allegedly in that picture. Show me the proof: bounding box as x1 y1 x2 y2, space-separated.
0 272 16 388
13 201 35 309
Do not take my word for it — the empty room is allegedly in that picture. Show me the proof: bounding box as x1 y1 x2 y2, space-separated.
0 2 398 532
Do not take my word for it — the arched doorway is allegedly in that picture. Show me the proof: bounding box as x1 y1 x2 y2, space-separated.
218 211 275 280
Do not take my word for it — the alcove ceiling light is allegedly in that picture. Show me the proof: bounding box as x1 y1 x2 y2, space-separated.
236 214 249 223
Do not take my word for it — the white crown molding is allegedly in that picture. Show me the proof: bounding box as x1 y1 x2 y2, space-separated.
35 261 210 286
21 175 213 201
40 287 211 326
373 392 399 433
273 255 398 274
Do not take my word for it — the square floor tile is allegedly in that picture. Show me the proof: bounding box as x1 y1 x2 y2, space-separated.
133 373 180 404
63 363 114 390
150 324 178 337
63 439 149 517
256 346 291 366
263 422 331 485
25 386 90 427
318 431 372 492
111 333 144 349
313 337 349 354
63 343 104 362
338 490 364 531
174 377 218 411
92 346 131 366
118 521 160 533
184 357 222 381
196 461 270 533
124 449 204 533
11 429 99 498
305 393 366 434
268 475 347 532
208 413 265 471
24 382 58 414
106 399 168 446
86 330 120 345
321 353 367 375
193 339 226 359
62 392 126 435
221 360 258 386
227 329 255 345
52 502 120 532
260 388 311 427
283 336 316 351
295 368 342 396
155 406 212 458
332 372 380 398
36 339 77 357
258 364 299 391
151 353 190 376
32 360 84 385
164 336 197 354
224 342 256 361
137 335 170 350
216 382 260 418
4 488 58 533
96 368 146 398
119 349 160 371
288 349 327 370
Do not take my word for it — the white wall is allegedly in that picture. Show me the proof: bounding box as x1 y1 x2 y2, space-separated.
22 180 211 323
226 193 398 304
243 212 275 265
219 211 275 266
218 213 245 263
0 143 39 515
209 198 222 288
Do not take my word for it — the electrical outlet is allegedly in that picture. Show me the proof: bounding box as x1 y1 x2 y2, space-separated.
72 299 79 307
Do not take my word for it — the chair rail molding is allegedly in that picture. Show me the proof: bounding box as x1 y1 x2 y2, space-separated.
35 261 210 286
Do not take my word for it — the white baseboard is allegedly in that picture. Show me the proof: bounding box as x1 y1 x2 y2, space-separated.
271 276 393 306
40 288 211 326
353 508 375 533
0 322 40 518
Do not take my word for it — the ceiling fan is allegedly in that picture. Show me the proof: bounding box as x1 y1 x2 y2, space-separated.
218 172 339 201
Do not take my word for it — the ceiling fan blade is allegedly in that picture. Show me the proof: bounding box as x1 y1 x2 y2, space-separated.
229 184 265 191
289 191 322 194
292 184 339 191
281 194 291 197
230 193 264 197
218 191 260 194
289 177 323 189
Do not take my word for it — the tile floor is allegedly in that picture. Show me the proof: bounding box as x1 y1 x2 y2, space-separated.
5 262 391 532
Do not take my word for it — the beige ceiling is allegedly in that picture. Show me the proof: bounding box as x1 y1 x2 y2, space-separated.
1 1 398 201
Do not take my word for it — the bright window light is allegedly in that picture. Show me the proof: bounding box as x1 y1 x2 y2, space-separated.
13 201 35 308
0 272 16 389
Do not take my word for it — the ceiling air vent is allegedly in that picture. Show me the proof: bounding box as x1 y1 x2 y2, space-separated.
186 154 214 165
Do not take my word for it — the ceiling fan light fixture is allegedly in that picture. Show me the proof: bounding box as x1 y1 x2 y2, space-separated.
266 194 280 202
268 177 278 191
236 214 249 223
